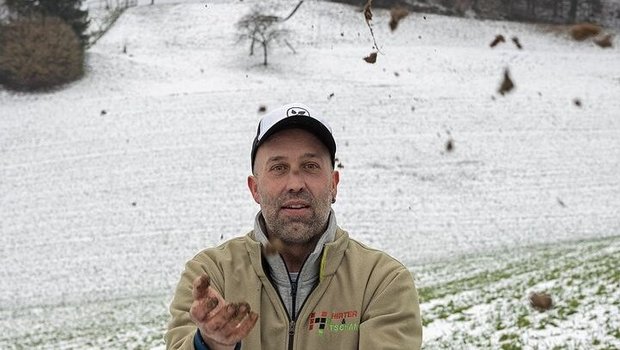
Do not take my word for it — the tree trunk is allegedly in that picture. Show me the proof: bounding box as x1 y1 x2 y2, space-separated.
262 42 268 66
504 0 515 19
568 0 578 23
471 0 479 13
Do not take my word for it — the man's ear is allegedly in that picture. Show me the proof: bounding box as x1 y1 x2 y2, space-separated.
247 175 261 204
331 170 340 201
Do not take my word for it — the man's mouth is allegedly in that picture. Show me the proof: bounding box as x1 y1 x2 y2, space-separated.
281 201 310 211
283 204 308 209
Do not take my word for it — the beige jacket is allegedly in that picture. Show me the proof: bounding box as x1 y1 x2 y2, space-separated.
165 228 422 350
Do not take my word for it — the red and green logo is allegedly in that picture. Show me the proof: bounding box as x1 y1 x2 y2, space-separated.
308 310 360 336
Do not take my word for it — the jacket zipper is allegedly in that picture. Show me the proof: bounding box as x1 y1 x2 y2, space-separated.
289 281 320 349
267 252 317 350
288 279 299 350
290 280 298 319
288 320 296 350
286 252 312 350
287 261 299 350
286 263 323 350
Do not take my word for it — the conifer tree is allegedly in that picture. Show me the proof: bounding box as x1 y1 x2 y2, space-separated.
5 0 89 47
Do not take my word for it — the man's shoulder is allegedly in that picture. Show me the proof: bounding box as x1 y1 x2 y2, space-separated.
192 231 255 261
338 230 408 272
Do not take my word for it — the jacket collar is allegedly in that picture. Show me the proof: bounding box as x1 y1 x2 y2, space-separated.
250 210 337 284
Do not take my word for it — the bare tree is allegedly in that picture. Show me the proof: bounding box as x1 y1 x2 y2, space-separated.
236 1 303 66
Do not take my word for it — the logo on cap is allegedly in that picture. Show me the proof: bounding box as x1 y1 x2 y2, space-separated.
287 107 310 118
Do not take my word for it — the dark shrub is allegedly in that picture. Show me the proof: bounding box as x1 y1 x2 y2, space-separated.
0 16 84 91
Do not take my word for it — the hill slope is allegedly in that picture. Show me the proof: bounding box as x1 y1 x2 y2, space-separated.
1 0 619 348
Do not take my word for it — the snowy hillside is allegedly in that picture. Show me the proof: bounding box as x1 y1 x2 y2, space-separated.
1 0 619 348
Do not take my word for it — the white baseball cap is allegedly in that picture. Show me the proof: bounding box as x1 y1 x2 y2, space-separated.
251 103 336 169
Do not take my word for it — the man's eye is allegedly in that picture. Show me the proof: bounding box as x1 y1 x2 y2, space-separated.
304 163 319 170
270 164 286 172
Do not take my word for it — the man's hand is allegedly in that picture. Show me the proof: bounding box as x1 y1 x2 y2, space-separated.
190 275 259 350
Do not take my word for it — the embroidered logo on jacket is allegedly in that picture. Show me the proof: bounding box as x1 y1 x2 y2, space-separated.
308 310 360 336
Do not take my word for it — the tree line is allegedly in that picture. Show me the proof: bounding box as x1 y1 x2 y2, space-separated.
474 0 617 24
329 0 620 26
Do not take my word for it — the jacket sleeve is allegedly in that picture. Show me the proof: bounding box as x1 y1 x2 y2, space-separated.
165 256 226 350
194 330 241 350
359 267 423 350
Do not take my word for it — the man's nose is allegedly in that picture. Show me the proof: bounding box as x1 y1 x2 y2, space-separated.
286 170 306 193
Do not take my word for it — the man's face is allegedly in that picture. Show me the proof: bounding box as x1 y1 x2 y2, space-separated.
248 128 339 245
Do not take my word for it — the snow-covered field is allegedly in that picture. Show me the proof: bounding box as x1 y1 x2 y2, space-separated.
1 0 619 348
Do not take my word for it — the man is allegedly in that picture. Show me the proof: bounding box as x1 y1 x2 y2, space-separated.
165 103 422 350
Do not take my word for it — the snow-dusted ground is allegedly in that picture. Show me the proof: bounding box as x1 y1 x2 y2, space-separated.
1 0 619 348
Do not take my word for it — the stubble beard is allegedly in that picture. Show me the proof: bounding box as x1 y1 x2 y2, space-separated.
262 191 332 245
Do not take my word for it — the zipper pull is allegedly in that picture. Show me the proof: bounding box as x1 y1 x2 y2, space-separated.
290 281 298 297
288 320 296 350
289 320 296 336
